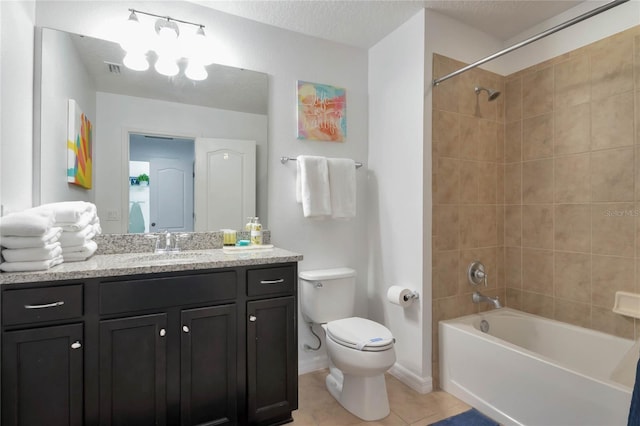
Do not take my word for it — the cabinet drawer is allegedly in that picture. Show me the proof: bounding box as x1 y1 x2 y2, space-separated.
100 271 237 314
2 285 83 326
247 266 295 297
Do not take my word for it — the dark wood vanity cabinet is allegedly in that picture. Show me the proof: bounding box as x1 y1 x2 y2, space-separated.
0 261 298 426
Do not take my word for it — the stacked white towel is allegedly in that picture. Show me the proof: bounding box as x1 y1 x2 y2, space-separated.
0 210 64 271
35 202 101 262
296 155 356 219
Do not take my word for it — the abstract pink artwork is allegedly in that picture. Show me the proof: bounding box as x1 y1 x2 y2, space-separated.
297 81 346 142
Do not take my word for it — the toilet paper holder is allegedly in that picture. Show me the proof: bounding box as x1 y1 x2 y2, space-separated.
403 291 420 302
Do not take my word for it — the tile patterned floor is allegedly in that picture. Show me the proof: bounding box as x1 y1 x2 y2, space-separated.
292 369 471 426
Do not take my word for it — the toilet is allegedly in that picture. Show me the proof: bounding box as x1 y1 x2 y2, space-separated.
299 268 396 421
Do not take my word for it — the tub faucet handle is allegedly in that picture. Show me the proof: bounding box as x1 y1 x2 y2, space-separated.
468 261 487 287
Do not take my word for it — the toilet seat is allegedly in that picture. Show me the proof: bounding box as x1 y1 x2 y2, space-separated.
326 317 394 352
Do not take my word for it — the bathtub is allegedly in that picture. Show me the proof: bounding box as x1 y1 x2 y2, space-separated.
439 308 636 426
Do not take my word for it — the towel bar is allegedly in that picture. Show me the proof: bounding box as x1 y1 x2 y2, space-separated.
280 156 363 169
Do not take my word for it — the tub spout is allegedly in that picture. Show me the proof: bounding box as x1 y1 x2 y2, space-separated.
472 291 502 309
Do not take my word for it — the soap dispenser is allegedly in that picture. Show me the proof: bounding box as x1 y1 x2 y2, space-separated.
250 217 263 245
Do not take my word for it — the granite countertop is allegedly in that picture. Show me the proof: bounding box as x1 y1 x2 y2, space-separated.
0 248 303 285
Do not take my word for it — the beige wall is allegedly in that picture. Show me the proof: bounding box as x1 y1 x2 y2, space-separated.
431 53 506 387
504 26 640 340
432 25 640 388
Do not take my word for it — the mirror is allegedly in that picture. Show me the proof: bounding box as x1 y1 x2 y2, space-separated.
35 27 268 234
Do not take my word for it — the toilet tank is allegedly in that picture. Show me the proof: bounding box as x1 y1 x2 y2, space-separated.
299 267 356 324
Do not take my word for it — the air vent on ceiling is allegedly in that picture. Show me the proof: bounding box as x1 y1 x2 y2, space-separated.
105 62 121 74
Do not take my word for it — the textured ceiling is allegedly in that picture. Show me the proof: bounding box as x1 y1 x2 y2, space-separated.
191 0 585 48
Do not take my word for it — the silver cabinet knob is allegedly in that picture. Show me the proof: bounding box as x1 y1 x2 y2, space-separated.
249 315 257 322
160 329 166 337
182 325 190 333
71 341 81 349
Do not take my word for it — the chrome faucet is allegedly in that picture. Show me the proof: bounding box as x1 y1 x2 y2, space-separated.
472 291 502 309
153 230 181 253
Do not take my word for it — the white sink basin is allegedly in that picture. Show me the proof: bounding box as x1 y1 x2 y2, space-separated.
132 252 212 266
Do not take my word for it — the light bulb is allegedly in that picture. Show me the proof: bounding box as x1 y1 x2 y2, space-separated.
185 61 208 81
154 19 180 60
120 11 149 54
123 52 149 71
155 57 179 77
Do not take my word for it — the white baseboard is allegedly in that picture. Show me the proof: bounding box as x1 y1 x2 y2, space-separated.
298 354 329 375
388 362 433 394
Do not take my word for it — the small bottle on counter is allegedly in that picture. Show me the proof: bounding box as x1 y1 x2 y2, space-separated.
250 217 263 245
245 217 254 232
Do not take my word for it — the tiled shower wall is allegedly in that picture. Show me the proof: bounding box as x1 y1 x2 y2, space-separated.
431 54 506 387
432 26 640 388
503 26 640 340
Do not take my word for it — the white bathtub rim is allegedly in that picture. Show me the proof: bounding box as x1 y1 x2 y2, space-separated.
445 379 523 426
439 308 633 394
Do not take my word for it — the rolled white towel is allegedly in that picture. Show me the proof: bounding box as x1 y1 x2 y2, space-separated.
36 201 95 223
0 227 62 249
0 210 54 237
0 255 63 272
58 209 97 232
2 242 62 263
59 225 97 247
62 240 97 262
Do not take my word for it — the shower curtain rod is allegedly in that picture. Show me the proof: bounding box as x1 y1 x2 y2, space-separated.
432 0 629 86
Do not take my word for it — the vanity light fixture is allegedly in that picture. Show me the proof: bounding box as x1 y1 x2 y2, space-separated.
120 9 212 81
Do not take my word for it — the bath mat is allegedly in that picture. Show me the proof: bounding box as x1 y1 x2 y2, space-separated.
429 408 499 426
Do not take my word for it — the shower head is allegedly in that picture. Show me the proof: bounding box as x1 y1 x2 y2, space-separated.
475 86 501 101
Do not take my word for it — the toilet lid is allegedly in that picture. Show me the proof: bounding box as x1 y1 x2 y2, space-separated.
326 317 394 352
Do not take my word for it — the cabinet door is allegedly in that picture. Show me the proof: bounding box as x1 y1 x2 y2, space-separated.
100 313 167 426
247 297 297 424
181 305 237 426
1 323 83 426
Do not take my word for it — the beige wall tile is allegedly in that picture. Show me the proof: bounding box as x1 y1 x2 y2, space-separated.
478 119 498 162
433 110 460 158
523 113 554 160
591 92 634 150
554 102 590 155
591 148 634 202
554 298 591 328
522 291 554 319
591 35 634 101
433 250 460 300
505 205 522 247
435 158 459 204
506 287 523 309
505 78 522 123
434 205 459 251
476 205 498 248
522 249 554 295
504 163 522 204
505 121 522 163
459 206 477 249
496 121 505 162
592 203 635 257
554 153 590 203
505 247 522 288
457 70 479 117
636 91 640 144
522 159 554 203
554 251 591 303
522 205 554 249
555 54 590 109
592 255 635 308
478 162 497 204
496 246 505 287
459 116 479 160
523 67 554 119
635 35 640 90
497 165 505 205
459 161 478 204
554 204 591 253
591 306 635 339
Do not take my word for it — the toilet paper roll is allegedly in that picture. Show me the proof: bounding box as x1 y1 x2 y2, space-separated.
387 286 413 308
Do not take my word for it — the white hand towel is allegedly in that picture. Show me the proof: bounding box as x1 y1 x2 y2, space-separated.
36 201 95 223
62 239 97 254
62 240 97 262
0 255 63 272
296 155 331 218
59 209 96 232
327 158 356 219
59 225 97 247
0 227 62 249
0 210 54 237
2 242 62 263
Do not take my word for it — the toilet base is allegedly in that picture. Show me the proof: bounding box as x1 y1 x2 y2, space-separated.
325 369 391 421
